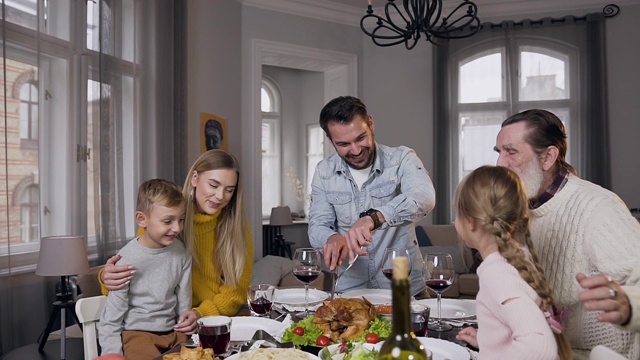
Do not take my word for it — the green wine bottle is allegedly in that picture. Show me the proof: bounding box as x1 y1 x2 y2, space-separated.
378 256 428 360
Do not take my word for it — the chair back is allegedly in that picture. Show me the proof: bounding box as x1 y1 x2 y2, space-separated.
75 295 107 360
589 345 628 360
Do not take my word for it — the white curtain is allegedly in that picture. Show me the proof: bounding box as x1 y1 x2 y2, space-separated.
0 0 185 353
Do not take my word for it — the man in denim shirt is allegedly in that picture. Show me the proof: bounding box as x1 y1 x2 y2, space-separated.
308 96 436 294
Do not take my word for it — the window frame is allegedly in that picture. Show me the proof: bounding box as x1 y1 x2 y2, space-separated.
305 123 325 215
261 77 282 218
20 184 39 243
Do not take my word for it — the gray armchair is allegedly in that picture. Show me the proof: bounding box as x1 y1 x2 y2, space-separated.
420 225 479 298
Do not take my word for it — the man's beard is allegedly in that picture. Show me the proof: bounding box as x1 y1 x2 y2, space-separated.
342 146 375 170
521 158 544 199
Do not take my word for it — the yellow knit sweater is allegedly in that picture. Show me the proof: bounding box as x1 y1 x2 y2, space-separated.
191 212 253 317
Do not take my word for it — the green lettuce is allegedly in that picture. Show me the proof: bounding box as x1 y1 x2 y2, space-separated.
354 317 392 343
320 342 379 360
280 315 392 347
281 316 324 347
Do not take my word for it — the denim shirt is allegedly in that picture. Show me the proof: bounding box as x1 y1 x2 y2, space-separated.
308 143 436 295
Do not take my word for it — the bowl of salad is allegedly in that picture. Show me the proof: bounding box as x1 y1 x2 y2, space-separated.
318 342 378 360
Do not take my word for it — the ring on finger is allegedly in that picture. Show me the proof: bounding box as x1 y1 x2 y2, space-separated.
609 288 618 299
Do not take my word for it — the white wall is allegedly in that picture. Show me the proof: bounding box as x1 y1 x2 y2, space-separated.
185 1 243 165
606 4 640 209
361 41 435 184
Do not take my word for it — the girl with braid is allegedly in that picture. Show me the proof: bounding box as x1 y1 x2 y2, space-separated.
454 166 572 360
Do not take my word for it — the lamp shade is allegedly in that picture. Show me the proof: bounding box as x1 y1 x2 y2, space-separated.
270 206 292 226
36 236 90 276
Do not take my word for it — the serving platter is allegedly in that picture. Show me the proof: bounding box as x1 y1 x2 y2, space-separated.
230 316 284 342
413 298 476 319
273 288 329 307
339 288 392 305
225 348 321 360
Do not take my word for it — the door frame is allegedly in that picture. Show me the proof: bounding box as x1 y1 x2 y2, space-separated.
243 39 357 259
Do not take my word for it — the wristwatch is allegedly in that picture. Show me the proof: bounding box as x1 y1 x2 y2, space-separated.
360 208 382 230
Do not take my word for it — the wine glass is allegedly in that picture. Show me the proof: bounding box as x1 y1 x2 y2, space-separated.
292 248 322 318
424 252 455 331
381 247 411 280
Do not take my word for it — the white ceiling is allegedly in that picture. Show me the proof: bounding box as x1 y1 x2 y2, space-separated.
241 0 640 27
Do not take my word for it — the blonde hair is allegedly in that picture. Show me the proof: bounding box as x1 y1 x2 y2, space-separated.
136 178 184 214
454 165 572 359
181 149 248 287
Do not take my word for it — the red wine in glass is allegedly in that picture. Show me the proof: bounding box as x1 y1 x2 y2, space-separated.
382 268 393 280
425 253 455 332
425 279 452 292
411 313 428 337
382 248 412 282
383 268 412 280
249 296 273 315
293 248 322 319
199 326 231 355
293 269 320 284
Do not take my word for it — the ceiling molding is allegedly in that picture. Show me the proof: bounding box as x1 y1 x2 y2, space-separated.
240 0 363 27
241 0 640 27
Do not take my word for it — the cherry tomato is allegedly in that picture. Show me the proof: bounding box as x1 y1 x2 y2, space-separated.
292 327 305 336
365 333 380 344
316 335 331 346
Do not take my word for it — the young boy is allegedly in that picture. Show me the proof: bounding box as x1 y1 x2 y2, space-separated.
99 179 192 359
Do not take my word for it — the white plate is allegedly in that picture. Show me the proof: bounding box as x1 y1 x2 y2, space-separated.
413 299 476 320
225 348 321 360
374 337 470 360
317 342 377 360
339 289 392 305
230 316 284 342
273 288 328 307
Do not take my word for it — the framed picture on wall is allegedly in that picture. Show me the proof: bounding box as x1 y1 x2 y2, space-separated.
200 112 228 152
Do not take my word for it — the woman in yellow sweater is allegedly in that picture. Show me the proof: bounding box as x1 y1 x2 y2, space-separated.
100 150 253 334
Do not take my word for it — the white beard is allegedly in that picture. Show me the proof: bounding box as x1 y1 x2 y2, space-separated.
521 158 545 199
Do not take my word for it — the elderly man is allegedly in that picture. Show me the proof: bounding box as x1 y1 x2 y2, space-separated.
308 96 435 295
494 109 640 359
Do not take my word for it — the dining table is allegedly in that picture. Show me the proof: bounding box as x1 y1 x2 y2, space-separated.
153 290 478 360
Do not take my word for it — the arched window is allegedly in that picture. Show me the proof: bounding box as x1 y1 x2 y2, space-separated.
20 185 39 243
261 77 282 217
19 82 38 141
452 39 576 184
431 21 602 224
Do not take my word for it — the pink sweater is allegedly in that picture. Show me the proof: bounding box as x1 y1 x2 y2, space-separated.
475 252 558 360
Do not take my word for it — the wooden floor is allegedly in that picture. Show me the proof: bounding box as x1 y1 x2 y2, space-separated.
1 338 84 360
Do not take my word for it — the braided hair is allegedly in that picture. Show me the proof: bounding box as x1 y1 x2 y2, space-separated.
454 165 572 359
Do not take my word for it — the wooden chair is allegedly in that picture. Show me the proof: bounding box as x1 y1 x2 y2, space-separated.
75 295 107 360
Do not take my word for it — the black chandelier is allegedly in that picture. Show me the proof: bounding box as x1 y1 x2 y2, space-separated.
360 0 481 49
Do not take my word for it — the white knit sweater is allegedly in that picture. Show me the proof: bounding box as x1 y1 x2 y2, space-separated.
530 174 640 360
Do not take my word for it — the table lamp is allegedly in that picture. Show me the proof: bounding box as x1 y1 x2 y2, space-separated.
36 235 90 360
270 206 293 258
270 205 293 227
